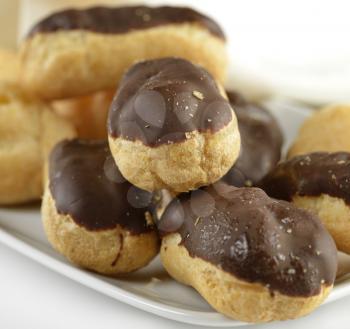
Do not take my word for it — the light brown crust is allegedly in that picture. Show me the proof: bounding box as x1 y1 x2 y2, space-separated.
108 117 240 193
288 104 350 158
20 25 227 100
0 49 19 83
0 83 76 205
161 233 332 323
293 194 350 254
41 188 159 275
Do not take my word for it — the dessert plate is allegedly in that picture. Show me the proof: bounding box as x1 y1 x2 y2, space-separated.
0 100 350 327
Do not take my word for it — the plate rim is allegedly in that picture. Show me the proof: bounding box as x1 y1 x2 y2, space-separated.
1 208 350 327
0 226 248 327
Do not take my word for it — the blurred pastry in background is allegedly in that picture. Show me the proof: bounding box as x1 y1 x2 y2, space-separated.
53 90 114 139
221 90 283 187
0 82 76 205
19 5 227 100
288 104 350 158
0 48 19 83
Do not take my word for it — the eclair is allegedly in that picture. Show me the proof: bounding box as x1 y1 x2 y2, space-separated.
159 182 337 322
261 151 350 254
42 139 159 275
20 6 227 100
108 58 240 193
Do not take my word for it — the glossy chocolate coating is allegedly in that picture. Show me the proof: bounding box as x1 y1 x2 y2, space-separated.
159 182 337 297
49 139 155 233
27 6 225 39
221 91 283 187
260 152 350 205
108 58 233 147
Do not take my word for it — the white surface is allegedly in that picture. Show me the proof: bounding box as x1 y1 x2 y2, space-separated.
149 0 350 104
0 219 239 327
1 243 350 329
1 103 350 328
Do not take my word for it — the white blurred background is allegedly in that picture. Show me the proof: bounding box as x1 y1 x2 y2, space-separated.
1 0 350 104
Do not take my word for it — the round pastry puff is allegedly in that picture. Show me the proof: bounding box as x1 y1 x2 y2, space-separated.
288 104 350 158
42 139 159 275
158 183 337 323
260 152 350 255
108 58 240 193
20 6 227 100
0 82 76 205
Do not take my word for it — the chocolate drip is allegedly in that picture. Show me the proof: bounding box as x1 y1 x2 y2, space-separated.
108 58 233 147
222 91 283 187
260 152 350 205
27 6 225 40
49 139 155 233
159 182 337 297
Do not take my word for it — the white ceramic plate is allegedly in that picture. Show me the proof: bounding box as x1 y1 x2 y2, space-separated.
0 101 350 327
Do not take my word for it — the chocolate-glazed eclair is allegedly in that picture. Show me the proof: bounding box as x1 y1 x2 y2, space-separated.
108 58 240 193
159 182 337 322
221 91 283 187
20 6 227 100
261 152 350 254
41 139 159 275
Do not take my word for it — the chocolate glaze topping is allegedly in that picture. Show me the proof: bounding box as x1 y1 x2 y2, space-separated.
222 91 283 187
27 6 225 39
159 182 337 297
108 58 233 147
260 152 350 205
49 139 155 233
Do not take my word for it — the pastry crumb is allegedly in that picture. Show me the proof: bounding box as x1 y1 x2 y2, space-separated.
193 90 204 100
185 132 195 139
145 211 154 226
245 180 253 187
194 217 201 226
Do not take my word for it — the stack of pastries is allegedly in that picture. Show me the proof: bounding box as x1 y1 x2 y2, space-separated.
1 5 347 323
